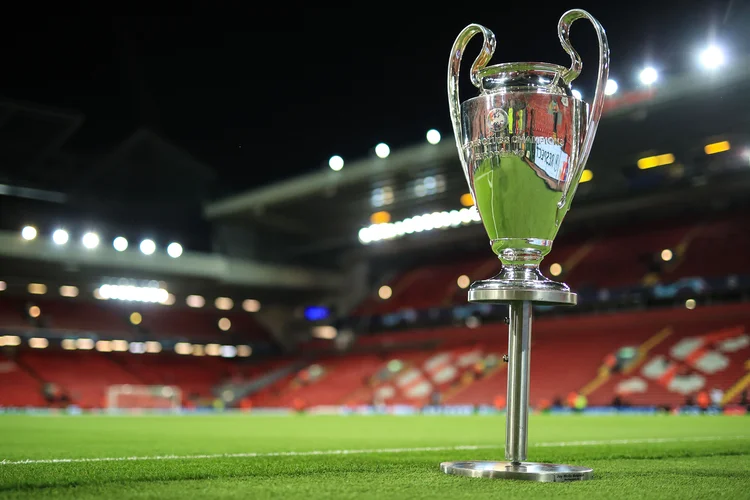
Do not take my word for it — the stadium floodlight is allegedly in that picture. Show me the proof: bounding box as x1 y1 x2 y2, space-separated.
426 129 441 144
113 236 128 251
167 242 183 258
358 206 481 244
699 45 725 70
375 143 390 159
21 226 37 241
604 79 618 96
639 66 658 85
139 239 156 255
328 155 344 171
98 283 169 304
52 229 69 245
82 232 100 249
571 89 582 100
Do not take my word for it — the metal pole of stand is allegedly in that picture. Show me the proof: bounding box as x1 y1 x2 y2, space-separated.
440 295 593 481
505 300 532 464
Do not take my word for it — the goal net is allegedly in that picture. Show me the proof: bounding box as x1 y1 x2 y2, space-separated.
106 384 182 411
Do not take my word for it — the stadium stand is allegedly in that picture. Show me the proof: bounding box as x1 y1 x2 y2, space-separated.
354 212 750 318
229 302 750 411
0 352 47 407
0 297 268 342
2 208 749 412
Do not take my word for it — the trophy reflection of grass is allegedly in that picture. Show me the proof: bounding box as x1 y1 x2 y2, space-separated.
472 155 564 261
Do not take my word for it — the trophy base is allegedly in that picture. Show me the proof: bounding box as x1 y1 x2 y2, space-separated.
468 266 577 305
440 460 593 482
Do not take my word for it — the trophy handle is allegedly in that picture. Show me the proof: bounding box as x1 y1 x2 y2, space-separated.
448 24 496 184
556 9 610 208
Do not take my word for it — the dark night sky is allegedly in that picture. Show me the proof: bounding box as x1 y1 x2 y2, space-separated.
1 1 747 198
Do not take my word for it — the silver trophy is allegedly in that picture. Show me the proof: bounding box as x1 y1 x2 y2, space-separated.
441 9 609 481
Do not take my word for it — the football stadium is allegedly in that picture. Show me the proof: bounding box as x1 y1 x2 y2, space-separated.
1 5 750 499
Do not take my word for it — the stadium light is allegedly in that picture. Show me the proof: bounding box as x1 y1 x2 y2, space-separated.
699 45 725 70
98 284 169 304
28 305 41 318
129 342 147 354
571 89 582 100
370 211 391 224
375 143 390 159
637 153 675 170
186 295 205 308
52 229 69 245
358 206 481 244
113 236 128 252
312 325 337 339
28 338 48 349
457 275 470 289
174 342 192 355
76 338 94 350
21 226 37 241
215 297 234 310
139 239 156 255
82 232 100 249
59 285 79 298
28 283 47 295
218 318 231 331
604 79 618 96
426 129 441 145
328 155 344 171
167 242 183 258
704 141 730 155
243 299 261 312
639 67 658 85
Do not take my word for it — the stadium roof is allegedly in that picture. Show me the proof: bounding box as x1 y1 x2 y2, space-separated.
0 99 347 302
204 61 750 260
0 100 214 200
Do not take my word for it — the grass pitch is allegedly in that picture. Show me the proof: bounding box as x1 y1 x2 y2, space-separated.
0 413 748 499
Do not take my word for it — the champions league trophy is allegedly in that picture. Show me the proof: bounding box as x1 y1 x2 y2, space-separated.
440 9 609 481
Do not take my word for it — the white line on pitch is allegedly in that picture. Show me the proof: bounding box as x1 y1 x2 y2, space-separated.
0 436 745 466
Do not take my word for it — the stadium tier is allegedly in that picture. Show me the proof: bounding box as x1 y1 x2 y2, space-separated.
3 298 746 411
0 297 269 343
355 212 750 317
248 302 749 410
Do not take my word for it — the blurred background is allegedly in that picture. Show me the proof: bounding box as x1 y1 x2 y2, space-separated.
0 3 749 416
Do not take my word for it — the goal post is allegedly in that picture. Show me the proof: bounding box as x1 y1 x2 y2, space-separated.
106 384 182 411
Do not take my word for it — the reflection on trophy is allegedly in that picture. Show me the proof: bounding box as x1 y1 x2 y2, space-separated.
441 9 609 482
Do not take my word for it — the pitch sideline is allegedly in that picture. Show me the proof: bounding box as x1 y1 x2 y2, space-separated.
1 435 746 466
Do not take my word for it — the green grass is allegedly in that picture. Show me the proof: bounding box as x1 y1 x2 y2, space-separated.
0 414 748 499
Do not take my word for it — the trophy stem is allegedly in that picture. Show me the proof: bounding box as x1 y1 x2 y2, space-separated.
505 300 532 463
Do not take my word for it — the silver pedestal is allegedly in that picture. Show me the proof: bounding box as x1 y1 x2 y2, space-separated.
441 286 593 482
440 461 593 482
